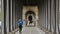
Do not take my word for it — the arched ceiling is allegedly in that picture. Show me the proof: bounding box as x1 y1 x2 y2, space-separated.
25 11 35 16
16 0 43 6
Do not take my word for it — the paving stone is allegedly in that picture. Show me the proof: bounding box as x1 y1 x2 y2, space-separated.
15 27 45 34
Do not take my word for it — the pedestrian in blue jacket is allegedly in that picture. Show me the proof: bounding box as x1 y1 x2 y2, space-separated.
17 19 23 33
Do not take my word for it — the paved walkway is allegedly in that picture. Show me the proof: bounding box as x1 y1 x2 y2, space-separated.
15 27 45 34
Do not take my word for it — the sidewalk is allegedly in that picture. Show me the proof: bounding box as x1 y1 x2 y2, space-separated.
15 27 45 34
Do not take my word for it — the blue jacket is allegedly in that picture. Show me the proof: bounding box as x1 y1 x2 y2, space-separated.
17 19 23 26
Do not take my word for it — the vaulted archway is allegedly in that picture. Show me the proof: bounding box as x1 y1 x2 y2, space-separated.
22 6 38 27
25 11 36 26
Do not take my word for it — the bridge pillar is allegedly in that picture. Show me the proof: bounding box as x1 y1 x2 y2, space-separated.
1 0 4 34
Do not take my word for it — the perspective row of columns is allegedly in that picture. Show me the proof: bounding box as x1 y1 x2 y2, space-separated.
1 0 17 34
38 0 59 34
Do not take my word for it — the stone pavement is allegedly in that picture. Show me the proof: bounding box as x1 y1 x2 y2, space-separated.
15 27 45 34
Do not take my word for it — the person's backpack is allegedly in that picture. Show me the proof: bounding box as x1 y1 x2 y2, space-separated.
17 20 23 26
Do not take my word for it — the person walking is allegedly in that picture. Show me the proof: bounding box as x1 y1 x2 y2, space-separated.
17 19 23 33
28 16 33 24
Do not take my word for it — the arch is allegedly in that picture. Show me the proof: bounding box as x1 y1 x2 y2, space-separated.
25 11 35 18
22 6 38 27
25 11 36 26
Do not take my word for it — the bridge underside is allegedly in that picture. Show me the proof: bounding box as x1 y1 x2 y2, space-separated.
1 0 59 34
